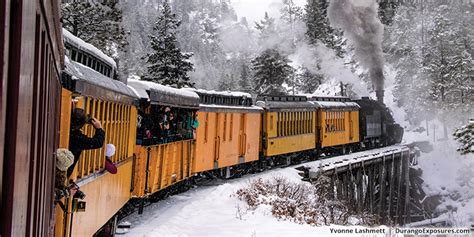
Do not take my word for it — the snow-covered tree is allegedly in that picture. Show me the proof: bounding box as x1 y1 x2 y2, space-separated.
238 62 252 92
280 0 303 27
143 0 194 88
251 49 294 94
453 119 474 155
296 67 323 94
304 0 344 57
62 0 128 58
255 12 277 42
378 0 400 26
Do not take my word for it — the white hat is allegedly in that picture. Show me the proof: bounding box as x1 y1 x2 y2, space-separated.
56 148 74 171
105 144 116 157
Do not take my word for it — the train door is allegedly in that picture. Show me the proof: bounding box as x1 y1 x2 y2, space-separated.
238 114 247 158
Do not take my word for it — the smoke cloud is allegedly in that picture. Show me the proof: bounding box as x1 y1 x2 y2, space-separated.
328 0 385 93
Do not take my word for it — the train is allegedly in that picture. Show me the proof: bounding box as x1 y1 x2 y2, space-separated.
0 2 403 236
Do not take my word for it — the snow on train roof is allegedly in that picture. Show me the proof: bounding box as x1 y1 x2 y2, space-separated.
63 28 117 69
309 100 360 109
185 88 252 98
64 57 137 98
127 79 200 108
304 94 359 110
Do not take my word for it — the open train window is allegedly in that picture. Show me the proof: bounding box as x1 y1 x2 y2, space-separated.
270 115 273 131
82 54 87 65
71 49 77 61
77 52 82 63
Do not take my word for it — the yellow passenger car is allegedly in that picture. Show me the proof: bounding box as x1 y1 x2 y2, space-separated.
128 79 200 198
256 95 318 157
57 32 138 236
309 96 360 153
192 90 262 177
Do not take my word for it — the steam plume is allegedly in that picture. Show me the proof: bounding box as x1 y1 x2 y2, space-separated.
328 0 385 102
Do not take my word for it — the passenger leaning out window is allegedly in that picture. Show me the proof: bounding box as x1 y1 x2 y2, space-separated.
68 108 105 177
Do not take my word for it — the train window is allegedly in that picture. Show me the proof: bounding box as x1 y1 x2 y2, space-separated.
296 112 300 135
293 112 296 135
343 112 346 130
340 112 342 131
278 113 282 136
303 112 307 134
296 112 299 135
291 112 294 136
287 112 290 136
88 56 92 67
77 52 82 63
339 112 344 131
299 112 302 134
305 112 307 134
270 114 274 131
325 112 328 133
307 112 310 133
308 112 311 133
82 54 87 65
71 49 77 61
92 60 96 71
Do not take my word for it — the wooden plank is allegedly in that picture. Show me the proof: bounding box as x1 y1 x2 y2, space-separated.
388 153 395 221
378 156 386 220
403 150 411 224
357 166 363 212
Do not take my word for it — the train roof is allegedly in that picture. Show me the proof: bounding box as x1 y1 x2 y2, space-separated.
63 57 137 104
185 88 253 105
306 95 360 110
63 28 117 69
255 95 317 111
182 88 260 112
127 79 200 109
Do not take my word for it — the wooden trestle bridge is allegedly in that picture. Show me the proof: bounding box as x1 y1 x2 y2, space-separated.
300 145 422 225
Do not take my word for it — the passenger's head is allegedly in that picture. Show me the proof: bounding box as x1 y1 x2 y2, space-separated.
71 108 90 130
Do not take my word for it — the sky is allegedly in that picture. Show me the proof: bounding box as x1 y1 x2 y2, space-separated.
231 0 307 24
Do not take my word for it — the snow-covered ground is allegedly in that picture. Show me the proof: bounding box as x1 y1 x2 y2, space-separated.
414 131 474 227
122 166 343 236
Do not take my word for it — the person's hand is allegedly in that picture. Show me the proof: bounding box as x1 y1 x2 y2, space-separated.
69 186 78 197
91 118 102 129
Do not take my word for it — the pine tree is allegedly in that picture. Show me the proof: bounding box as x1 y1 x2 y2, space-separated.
378 0 400 26
143 0 194 88
238 62 252 92
280 0 303 24
251 49 294 94
296 67 323 94
453 119 474 155
255 12 276 41
304 0 344 57
62 0 128 58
